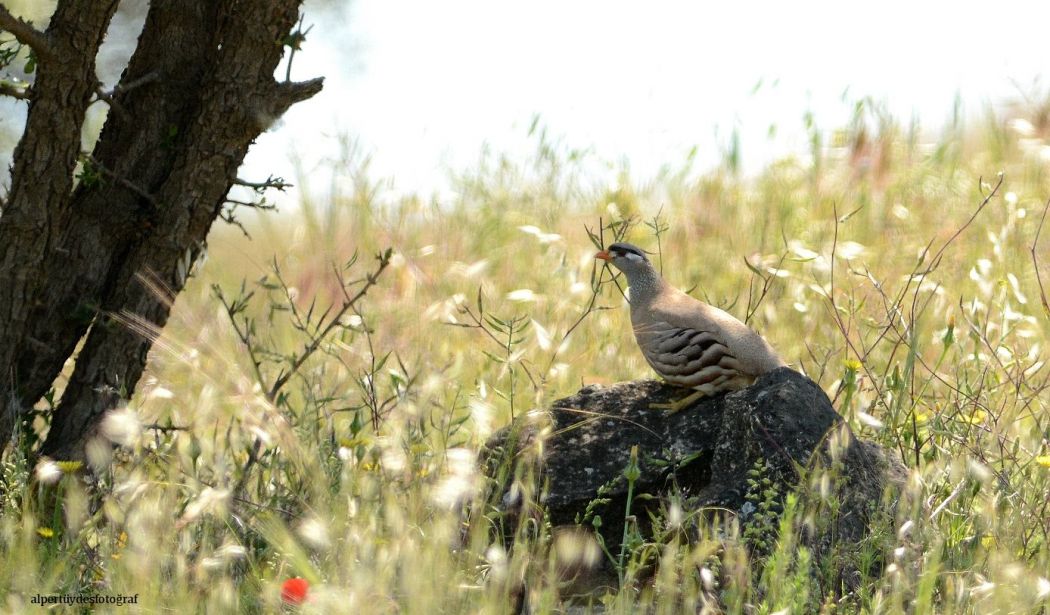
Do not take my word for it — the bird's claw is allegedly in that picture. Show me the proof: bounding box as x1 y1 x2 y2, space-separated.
650 390 706 414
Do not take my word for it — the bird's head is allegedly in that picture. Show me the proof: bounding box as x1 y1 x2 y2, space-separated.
595 242 654 279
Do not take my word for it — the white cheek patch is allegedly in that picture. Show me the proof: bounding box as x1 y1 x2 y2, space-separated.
624 252 643 262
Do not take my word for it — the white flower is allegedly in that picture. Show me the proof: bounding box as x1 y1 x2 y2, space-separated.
485 544 508 580
449 260 488 278
857 412 884 430
836 241 865 260
507 289 536 302
215 543 247 561
667 502 683 528
788 241 819 260
1036 577 1050 599
181 487 230 524
1009 118 1035 137
297 517 331 550
35 460 62 485
897 520 913 539
532 319 552 351
432 448 478 508
518 225 562 244
149 387 175 400
100 408 142 447
700 567 715 591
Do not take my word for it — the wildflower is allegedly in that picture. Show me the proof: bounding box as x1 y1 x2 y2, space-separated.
667 502 684 528
148 387 175 399
1034 455 1050 469
281 577 309 605
431 448 478 508
532 319 552 351
518 225 562 244
36 527 54 538
552 529 601 578
506 289 536 302
35 460 62 485
178 487 230 527
297 517 331 551
836 241 865 260
215 543 247 561
56 460 83 473
100 408 141 446
959 409 988 425
1036 577 1050 599
843 359 862 371
699 567 715 591
485 544 508 581
856 412 884 430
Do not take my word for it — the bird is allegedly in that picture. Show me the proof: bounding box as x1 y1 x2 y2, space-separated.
595 242 786 413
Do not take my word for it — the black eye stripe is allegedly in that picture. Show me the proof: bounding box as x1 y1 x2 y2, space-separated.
608 242 646 258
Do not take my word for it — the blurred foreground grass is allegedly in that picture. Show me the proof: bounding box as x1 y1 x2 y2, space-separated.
2 100 1050 613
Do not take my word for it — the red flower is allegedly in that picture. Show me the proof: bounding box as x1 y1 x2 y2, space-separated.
281 577 309 605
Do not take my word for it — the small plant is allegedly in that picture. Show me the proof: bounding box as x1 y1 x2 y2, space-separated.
743 458 782 557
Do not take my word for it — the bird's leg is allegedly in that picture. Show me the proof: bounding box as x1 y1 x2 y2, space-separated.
650 389 707 414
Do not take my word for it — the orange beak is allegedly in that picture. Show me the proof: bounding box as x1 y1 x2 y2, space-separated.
595 250 612 261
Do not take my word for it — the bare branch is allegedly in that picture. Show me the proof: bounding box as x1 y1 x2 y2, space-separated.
224 198 275 209
0 5 52 59
113 70 160 94
270 76 324 114
234 176 293 192
93 72 159 115
0 79 28 99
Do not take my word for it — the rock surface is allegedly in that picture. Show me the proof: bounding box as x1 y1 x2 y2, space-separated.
483 367 907 585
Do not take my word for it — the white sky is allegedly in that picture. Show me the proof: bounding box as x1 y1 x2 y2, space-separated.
244 0 1049 202
9 1 1047 204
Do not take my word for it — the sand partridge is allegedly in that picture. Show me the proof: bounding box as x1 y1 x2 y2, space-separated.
596 242 786 412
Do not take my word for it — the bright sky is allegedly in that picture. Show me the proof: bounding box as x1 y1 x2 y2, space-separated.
239 0 1049 203
6 1 1048 204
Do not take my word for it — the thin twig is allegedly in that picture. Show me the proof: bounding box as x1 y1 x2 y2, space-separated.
744 249 788 324
93 71 159 115
1030 197 1050 320
267 250 392 400
929 479 966 521
282 15 312 83
234 176 293 192
0 80 29 99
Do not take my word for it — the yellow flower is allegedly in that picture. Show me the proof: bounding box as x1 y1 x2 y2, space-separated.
980 534 995 549
1035 455 1050 468
958 410 988 425
843 359 862 371
339 436 371 449
36 527 54 538
56 460 83 473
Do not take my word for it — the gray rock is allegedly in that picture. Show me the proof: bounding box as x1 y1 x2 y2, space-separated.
483 367 907 588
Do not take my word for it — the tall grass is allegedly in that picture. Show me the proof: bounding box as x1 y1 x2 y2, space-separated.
2 99 1049 613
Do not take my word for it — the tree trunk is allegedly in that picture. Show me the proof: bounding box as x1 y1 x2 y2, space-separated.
0 0 121 444
0 0 323 460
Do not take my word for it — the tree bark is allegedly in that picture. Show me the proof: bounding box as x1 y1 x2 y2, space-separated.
0 0 323 459
0 0 120 444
